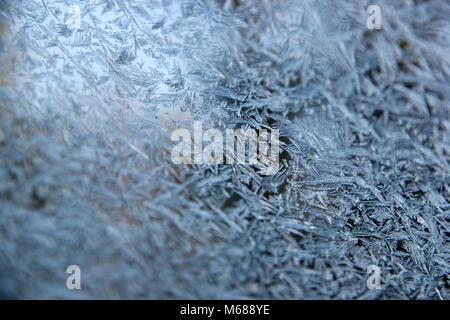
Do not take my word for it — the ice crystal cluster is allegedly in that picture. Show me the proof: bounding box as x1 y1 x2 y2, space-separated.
0 0 449 299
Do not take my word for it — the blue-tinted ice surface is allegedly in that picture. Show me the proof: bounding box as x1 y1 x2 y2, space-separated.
0 0 448 299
